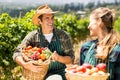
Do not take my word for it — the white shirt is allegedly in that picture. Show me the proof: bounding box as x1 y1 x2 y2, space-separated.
44 33 53 43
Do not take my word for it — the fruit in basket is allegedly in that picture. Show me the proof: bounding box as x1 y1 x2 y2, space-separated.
90 67 98 73
91 72 99 76
85 68 92 75
65 63 109 80
76 66 86 73
25 45 32 50
66 63 107 76
30 51 41 60
40 53 46 61
96 63 106 72
23 46 52 61
98 71 106 75
22 46 51 80
82 63 93 69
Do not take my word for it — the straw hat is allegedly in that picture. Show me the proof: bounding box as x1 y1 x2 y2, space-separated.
32 4 58 26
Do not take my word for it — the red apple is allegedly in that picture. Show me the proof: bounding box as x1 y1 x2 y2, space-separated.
82 63 93 69
96 63 106 72
76 66 86 73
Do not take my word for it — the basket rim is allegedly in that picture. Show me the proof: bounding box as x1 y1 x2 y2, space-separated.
65 69 110 77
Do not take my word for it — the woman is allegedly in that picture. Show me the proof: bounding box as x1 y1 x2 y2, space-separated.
80 7 120 80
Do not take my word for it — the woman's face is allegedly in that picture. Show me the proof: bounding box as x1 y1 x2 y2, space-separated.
88 15 102 37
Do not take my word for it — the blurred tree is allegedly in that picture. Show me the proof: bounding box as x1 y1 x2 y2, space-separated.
85 2 95 11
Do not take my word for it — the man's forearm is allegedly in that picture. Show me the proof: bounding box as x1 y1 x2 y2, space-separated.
15 56 26 67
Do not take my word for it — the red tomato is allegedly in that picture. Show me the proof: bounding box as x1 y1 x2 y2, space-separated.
32 47 38 51
25 46 32 50
76 66 86 73
37 48 42 53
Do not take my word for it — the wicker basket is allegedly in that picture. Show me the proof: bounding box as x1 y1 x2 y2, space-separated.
21 47 52 80
22 61 50 80
65 69 109 80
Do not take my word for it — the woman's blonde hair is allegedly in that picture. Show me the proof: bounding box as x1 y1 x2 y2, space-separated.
91 7 120 61
91 7 115 32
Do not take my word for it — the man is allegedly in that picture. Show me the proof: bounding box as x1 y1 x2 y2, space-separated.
13 4 74 80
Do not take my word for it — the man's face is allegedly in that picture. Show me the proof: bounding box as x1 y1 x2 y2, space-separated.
39 14 54 33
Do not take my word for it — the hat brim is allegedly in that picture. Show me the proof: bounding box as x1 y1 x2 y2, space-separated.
32 11 58 26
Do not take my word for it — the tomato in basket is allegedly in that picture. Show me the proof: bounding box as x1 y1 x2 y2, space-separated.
25 46 32 50
37 48 42 53
23 46 52 61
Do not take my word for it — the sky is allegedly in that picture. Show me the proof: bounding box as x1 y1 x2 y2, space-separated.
0 0 115 5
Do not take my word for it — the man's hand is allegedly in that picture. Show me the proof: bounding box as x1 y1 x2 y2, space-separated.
50 51 73 64
23 61 44 72
51 51 60 61
65 73 70 80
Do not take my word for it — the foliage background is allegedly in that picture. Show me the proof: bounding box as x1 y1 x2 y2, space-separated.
0 2 120 79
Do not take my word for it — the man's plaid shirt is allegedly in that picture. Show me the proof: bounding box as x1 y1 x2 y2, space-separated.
13 28 75 62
